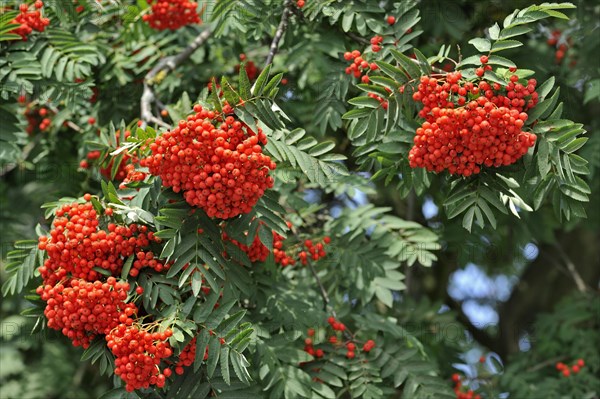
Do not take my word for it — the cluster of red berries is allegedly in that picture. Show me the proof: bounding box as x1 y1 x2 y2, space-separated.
451 374 481 399
556 358 585 377
408 66 539 176
81 130 145 185
172 336 209 375
37 198 166 285
546 29 574 65
236 54 260 81
80 149 100 170
304 328 324 358
224 231 268 262
23 105 52 134
224 221 332 267
272 231 296 266
9 1 50 40
343 50 379 80
106 324 174 391
141 105 276 219
367 91 390 110
34 195 191 391
36 277 137 348
303 317 376 360
223 227 295 266
297 237 329 265
142 0 201 31
370 35 384 53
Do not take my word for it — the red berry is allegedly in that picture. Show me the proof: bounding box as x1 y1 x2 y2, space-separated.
480 56 489 64
143 0 201 31
386 16 396 25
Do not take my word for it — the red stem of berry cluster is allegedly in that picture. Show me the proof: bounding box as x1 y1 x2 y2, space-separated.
140 27 212 128
265 0 293 67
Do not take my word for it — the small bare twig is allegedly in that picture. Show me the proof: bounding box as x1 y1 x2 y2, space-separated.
306 258 332 312
306 258 356 341
46 104 83 133
345 31 370 45
553 242 588 292
140 28 212 128
265 0 293 67
526 355 567 373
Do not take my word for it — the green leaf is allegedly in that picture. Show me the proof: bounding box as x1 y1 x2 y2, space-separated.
252 64 271 96
487 55 516 68
498 25 532 39
537 138 551 175
374 61 409 84
348 96 383 109
207 337 221 378
194 329 210 371
191 270 202 297
537 76 555 101
221 346 231 385
462 206 476 232
205 300 236 330
491 39 522 52
488 23 501 40
216 310 246 335
263 73 283 99
560 137 587 154
238 62 251 99
468 38 491 52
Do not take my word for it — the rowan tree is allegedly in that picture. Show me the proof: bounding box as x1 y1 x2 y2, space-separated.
0 1 598 398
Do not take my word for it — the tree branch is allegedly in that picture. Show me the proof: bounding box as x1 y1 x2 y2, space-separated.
140 27 212 128
445 296 502 355
553 242 588 292
306 258 331 312
525 355 567 373
344 31 370 45
265 0 293 67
